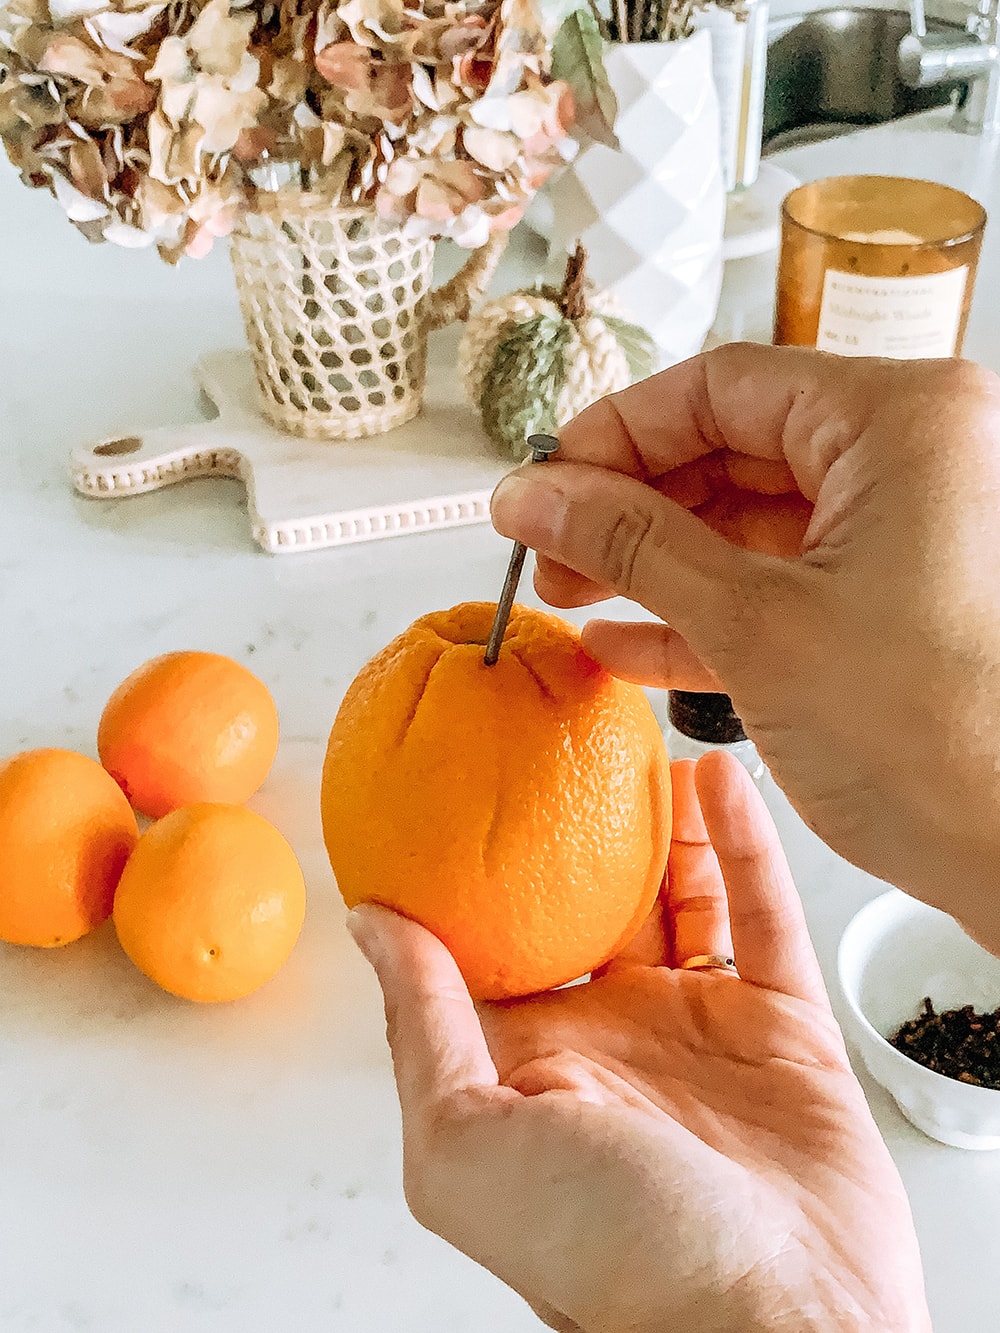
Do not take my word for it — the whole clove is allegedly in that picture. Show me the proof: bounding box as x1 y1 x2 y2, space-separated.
889 996 1000 1090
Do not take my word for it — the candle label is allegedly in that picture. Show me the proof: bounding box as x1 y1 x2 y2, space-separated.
816 267 968 358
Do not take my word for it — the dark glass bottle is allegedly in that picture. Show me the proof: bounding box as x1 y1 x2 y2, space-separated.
665 691 765 780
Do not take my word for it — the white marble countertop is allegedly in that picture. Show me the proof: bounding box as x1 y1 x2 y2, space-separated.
4 107 1000 1333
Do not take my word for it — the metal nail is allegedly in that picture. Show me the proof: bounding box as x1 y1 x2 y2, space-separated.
483 434 560 666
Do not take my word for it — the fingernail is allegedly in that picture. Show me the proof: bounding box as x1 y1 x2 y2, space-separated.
490 471 566 547
345 905 383 970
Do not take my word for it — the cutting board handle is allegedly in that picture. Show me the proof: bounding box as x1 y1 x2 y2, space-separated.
70 420 245 498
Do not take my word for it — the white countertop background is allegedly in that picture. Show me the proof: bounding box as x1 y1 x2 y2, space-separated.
4 105 1000 1331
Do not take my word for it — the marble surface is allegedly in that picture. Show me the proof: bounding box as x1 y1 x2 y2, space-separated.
4 109 1000 1332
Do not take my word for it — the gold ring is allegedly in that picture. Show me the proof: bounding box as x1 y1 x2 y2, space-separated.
679 954 738 973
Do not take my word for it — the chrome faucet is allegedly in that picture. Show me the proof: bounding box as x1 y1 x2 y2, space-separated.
899 0 1000 133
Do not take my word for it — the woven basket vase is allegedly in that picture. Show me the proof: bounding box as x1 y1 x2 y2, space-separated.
230 193 505 441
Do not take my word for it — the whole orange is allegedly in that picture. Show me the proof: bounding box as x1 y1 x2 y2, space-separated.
321 602 671 1000
98 651 279 818
0 748 139 947
112 803 306 1002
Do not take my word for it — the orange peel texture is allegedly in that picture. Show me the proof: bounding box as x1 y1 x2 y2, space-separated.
322 602 671 1000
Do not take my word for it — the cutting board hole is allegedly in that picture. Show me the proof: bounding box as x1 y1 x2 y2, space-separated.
94 436 143 456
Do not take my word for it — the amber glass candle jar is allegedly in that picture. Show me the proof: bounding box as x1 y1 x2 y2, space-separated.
774 175 986 357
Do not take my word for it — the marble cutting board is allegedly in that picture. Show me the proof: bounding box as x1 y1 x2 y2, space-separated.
70 347 512 555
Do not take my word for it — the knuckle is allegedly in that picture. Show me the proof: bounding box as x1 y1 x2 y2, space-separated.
598 507 655 597
401 1151 437 1230
893 358 1000 431
936 357 998 399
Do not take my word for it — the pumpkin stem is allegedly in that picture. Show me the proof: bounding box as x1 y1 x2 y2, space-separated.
558 244 588 323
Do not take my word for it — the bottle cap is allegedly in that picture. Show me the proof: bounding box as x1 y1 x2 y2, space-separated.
668 691 748 745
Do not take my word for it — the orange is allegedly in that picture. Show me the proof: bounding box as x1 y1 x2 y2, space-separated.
98 651 279 818
112 803 306 1002
0 748 138 947
321 602 670 1000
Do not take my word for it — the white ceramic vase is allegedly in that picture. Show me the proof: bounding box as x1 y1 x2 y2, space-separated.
549 31 726 369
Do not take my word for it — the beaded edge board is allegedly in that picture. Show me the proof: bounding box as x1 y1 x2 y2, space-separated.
69 344 511 555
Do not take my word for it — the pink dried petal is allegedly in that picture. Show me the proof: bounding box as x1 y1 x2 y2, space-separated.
439 157 484 202
520 154 554 191
375 186 408 221
414 176 458 222
184 220 217 258
488 202 525 231
368 63 412 119
315 42 370 91
38 34 109 85
384 154 421 197
551 81 575 136
108 77 157 118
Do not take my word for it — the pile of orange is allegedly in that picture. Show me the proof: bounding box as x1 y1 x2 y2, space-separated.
0 651 304 1003
322 602 671 1000
4 605 673 1008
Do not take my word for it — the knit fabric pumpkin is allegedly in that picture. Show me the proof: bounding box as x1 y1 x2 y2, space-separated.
459 246 657 458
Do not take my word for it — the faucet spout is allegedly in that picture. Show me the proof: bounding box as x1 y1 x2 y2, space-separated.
899 0 1000 132
957 0 1000 131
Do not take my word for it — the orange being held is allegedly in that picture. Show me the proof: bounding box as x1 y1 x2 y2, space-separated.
112 803 306 1002
98 651 279 818
321 602 671 1001
0 748 138 947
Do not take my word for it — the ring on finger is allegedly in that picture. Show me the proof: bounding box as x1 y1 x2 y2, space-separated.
679 953 739 974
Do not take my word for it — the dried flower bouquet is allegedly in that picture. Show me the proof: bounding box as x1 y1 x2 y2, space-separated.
548 0 750 147
0 0 573 262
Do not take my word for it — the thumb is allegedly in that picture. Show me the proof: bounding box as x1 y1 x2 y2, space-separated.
346 904 498 1125
490 460 770 663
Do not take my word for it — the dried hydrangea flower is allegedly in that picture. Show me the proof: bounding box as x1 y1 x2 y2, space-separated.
0 0 572 259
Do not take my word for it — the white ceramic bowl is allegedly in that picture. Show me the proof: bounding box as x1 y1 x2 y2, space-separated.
838 889 1000 1149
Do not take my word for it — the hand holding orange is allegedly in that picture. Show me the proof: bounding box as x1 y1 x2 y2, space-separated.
322 602 671 1000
